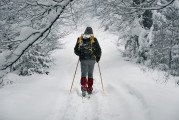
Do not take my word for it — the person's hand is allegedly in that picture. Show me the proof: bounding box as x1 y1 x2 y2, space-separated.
96 57 100 63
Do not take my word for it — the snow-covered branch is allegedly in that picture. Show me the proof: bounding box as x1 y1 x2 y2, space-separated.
0 0 74 78
123 0 175 10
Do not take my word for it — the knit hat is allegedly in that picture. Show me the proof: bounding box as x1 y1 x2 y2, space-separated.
84 27 93 34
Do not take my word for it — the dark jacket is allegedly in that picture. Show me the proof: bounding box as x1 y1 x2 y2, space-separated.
74 35 102 61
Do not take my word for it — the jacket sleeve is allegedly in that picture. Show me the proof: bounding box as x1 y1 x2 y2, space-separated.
74 38 80 56
93 38 102 58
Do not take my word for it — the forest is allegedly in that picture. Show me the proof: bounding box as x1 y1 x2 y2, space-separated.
0 0 178 85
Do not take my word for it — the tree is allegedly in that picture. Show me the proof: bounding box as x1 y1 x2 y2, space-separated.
92 0 177 77
0 0 74 82
151 4 179 76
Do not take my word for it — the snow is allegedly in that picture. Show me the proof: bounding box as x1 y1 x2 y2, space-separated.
46 9 59 23
138 29 150 47
175 0 179 8
0 0 72 76
37 0 57 6
0 24 179 120
130 18 153 48
14 27 39 41
131 18 143 36
0 50 11 66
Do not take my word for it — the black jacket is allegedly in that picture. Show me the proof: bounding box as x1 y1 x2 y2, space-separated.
74 36 101 61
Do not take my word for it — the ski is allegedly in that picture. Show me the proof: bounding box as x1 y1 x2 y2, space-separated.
82 96 85 103
81 94 91 99
87 93 91 99
81 91 87 103
80 90 97 101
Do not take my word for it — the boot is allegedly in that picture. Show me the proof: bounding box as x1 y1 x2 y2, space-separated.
87 78 93 94
81 77 87 96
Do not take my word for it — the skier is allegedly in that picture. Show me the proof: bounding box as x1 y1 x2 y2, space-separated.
74 27 102 97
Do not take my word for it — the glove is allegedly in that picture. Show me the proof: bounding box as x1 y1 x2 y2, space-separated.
96 57 100 63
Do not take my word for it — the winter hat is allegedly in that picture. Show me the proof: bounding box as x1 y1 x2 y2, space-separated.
84 27 93 34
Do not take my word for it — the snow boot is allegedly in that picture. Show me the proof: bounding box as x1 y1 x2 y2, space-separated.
87 78 93 94
81 77 87 97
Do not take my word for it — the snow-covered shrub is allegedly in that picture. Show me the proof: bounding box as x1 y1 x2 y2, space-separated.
149 5 179 76
12 45 52 76
11 29 64 76
0 0 73 78
124 35 139 58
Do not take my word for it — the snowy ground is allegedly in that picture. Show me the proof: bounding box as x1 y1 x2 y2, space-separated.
0 26 179 120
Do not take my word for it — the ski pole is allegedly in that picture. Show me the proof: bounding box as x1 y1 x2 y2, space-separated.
70 59 80 93
98 62 104 93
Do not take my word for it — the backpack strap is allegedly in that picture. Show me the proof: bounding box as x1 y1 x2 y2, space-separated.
90 34 95 45
77 34 83 49
89 34 96 58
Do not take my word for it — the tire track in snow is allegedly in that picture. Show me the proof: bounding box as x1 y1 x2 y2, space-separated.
106 81 151 120
121 81 152 120
99 83 133 120
55 78 109 120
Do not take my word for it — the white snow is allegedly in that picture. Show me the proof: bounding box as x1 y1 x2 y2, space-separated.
0 24 179 120
0 50 11 66
14 27 39 41
0 0 71 75
37 0 57 6
138 29 150 47
131 18 143 36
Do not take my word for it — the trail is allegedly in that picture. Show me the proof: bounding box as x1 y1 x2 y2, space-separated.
0 25 179 120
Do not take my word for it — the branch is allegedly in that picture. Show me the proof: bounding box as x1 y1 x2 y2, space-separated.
107 0 175 13
0 0 74 71
69 2 78 28
38 28 51 44
124 0 175 10
53 0 63 2
26 1 38 6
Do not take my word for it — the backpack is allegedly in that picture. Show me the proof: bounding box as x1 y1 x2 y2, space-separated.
77 34 95 58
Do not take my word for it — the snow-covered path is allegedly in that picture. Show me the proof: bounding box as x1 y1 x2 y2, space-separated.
0 26 179 120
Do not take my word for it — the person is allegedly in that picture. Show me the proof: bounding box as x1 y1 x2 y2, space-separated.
74 27 102 96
